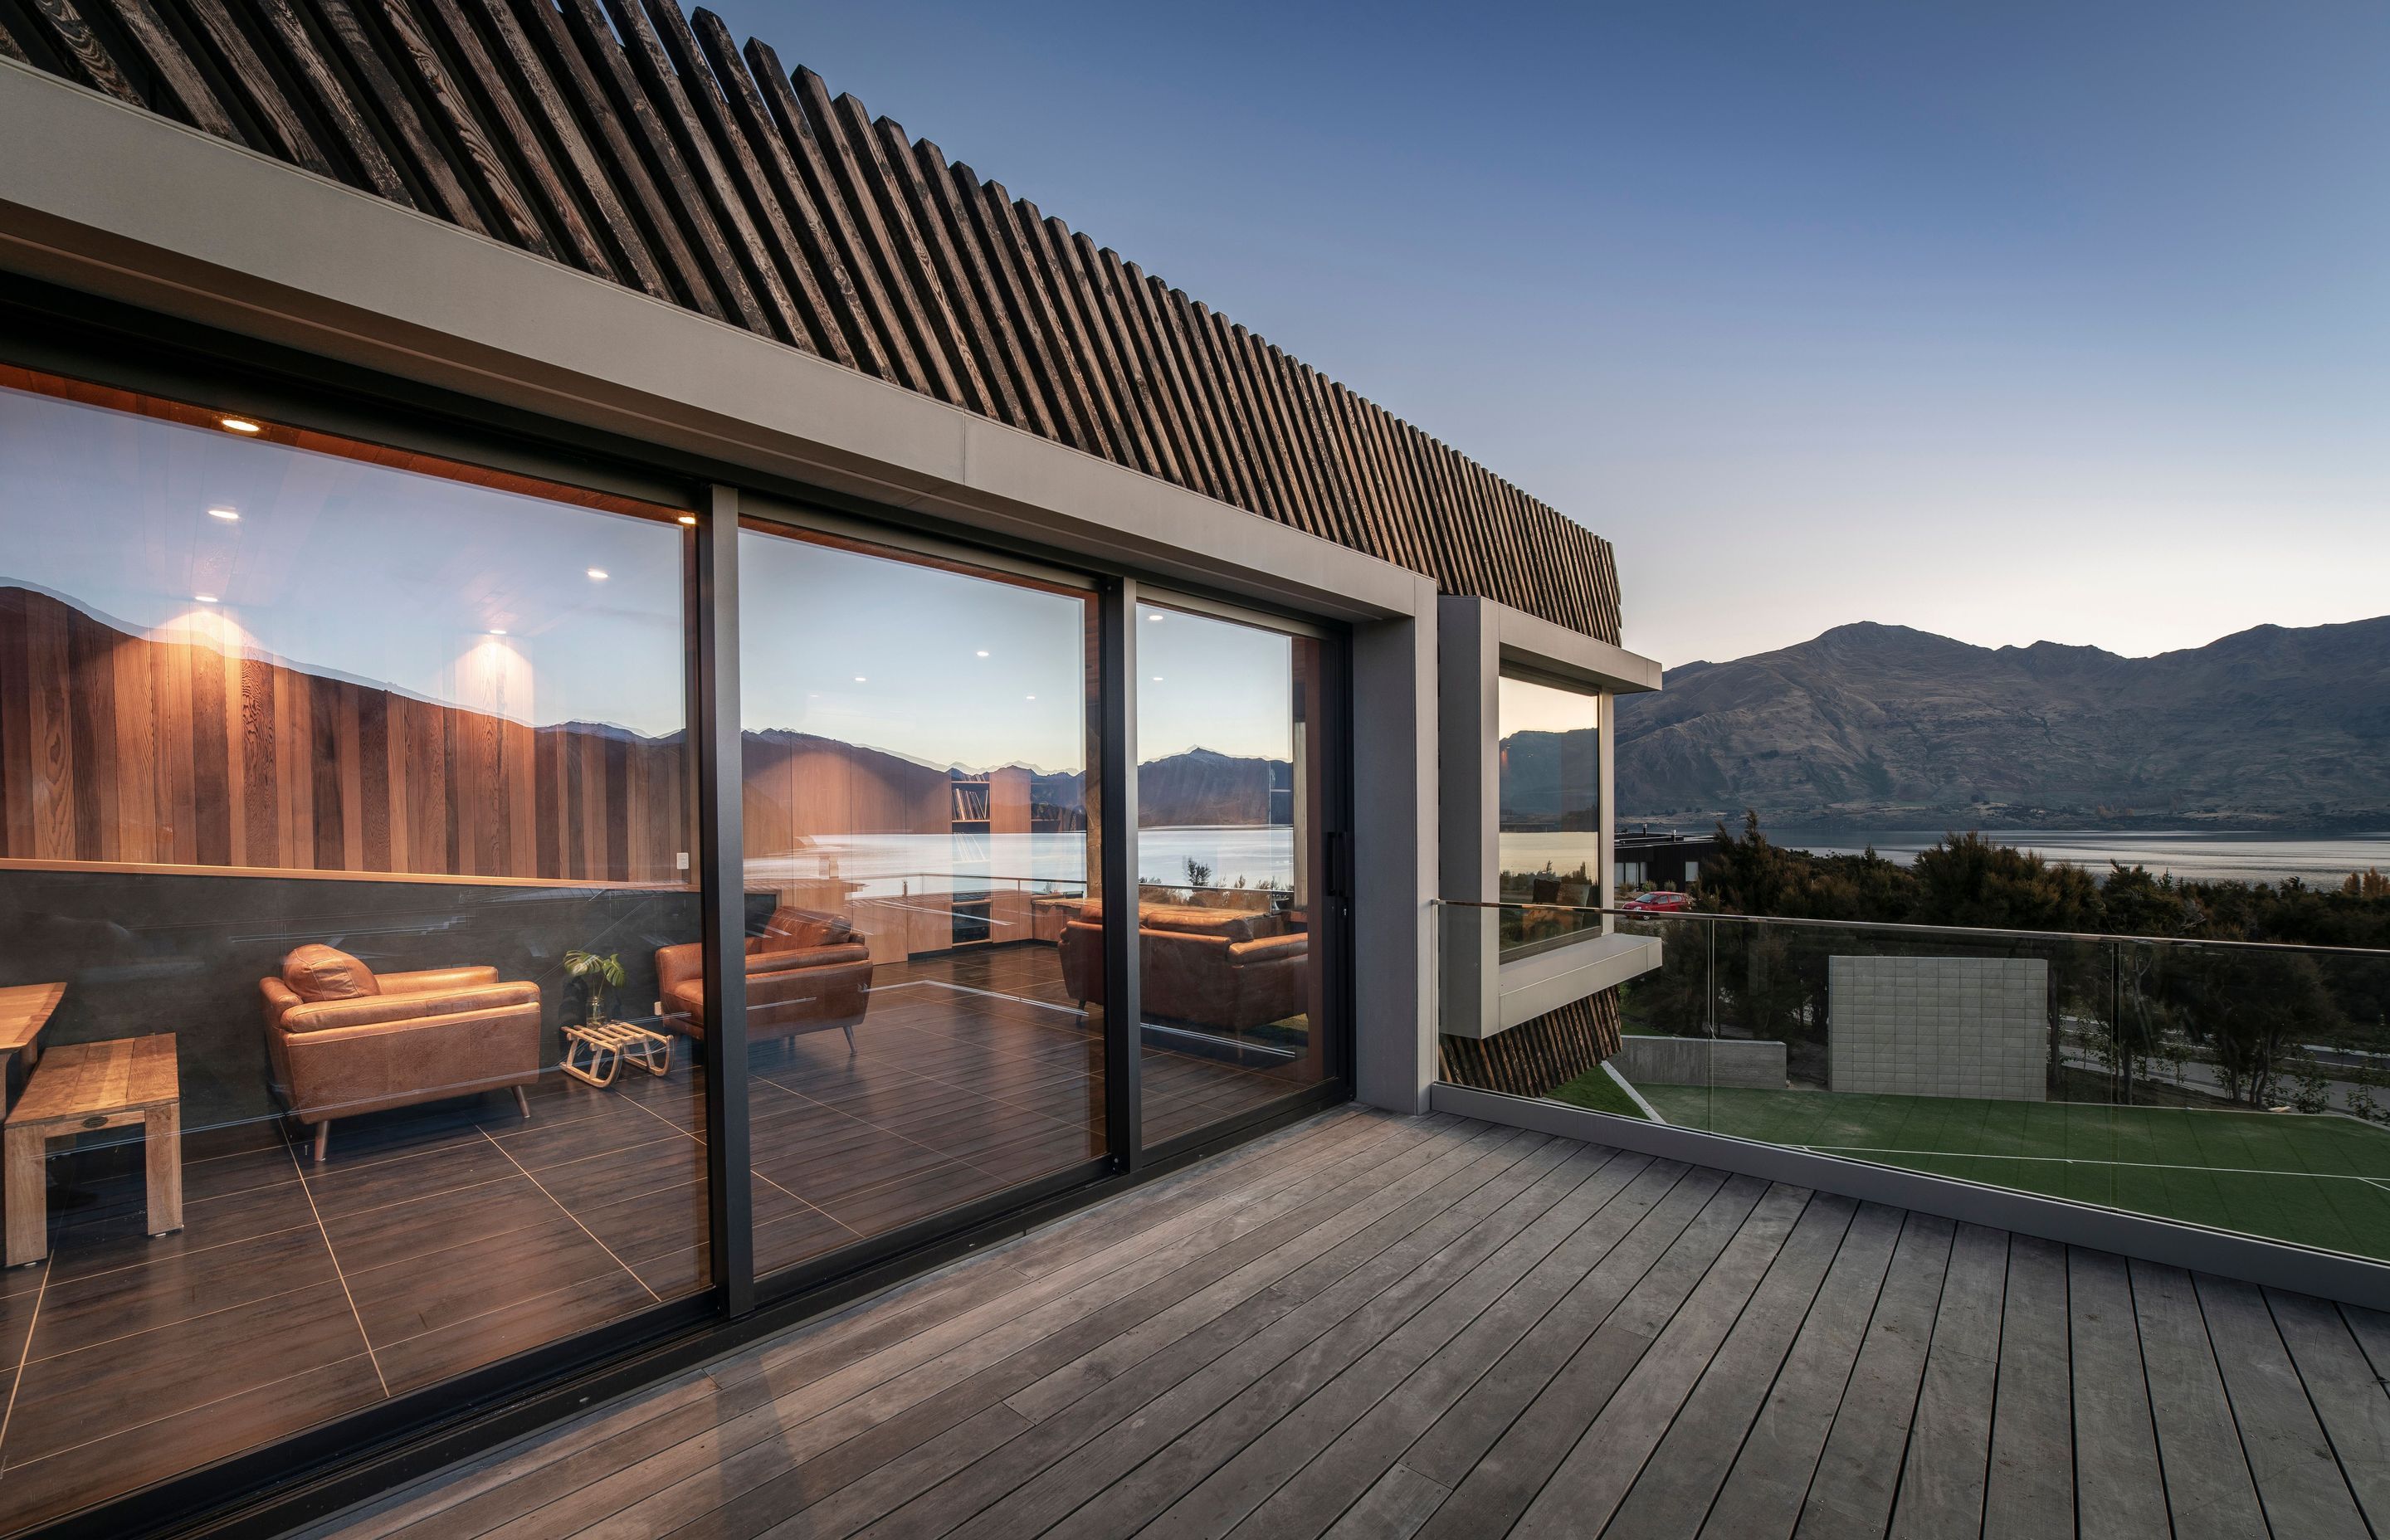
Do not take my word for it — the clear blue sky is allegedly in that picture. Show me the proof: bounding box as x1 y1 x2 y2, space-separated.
705 0 2389 668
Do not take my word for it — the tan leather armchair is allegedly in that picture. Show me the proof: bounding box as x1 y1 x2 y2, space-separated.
655 907 873 1047
261 945 542 1162
1057 904 1309 1032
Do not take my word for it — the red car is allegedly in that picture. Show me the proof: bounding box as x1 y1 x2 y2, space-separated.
1621 890 1695 913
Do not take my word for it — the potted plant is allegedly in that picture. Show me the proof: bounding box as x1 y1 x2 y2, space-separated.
563 949 626 1026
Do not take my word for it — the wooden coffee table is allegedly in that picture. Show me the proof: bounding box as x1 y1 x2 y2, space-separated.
5 1033 181 1268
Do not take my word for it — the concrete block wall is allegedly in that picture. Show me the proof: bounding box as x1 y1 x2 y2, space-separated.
1828 955 2048 1101
1612 1036 1788 1089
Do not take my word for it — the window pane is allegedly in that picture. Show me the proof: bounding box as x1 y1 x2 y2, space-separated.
737 524 1105 1277
1497 672 1602 953
0 369 703 1529
1135 602 1331 1147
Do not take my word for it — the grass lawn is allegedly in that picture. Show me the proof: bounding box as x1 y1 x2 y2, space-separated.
1621 1082 2390 1262
1546 1065 1649 1121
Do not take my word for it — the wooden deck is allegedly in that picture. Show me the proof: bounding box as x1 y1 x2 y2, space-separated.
300 1108 2390 1540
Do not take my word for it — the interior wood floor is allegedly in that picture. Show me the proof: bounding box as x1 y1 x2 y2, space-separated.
293 1105 2390 1540
0 946 1300 1534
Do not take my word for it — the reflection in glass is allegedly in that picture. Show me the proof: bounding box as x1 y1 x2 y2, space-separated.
1496 672 1602 953
737 525 1105 1278
1134 602 1331 1147
0 368 701 1530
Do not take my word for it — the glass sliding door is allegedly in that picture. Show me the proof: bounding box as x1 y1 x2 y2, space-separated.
0 366 705 1531
1134 600 1339 1148
737 521 1107 1278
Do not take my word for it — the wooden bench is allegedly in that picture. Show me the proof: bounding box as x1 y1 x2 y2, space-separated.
5 1034 181 1268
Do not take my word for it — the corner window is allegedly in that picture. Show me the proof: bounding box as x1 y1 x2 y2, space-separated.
1496 671 1602 953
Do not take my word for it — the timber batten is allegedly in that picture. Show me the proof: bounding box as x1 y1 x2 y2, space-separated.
0 0 1617 643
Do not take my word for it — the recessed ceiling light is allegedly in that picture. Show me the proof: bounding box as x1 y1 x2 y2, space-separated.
1147 612 1163 621
1026 694 1036 700
218 417 262 435
1153 675 1163 681
854 675 866 683
489 628 508 636
976 650 989 658
586 568 609 581
207 506 240 522
676 514 697 526
193 593 219 604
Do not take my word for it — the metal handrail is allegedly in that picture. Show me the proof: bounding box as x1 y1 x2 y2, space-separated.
1434 897 2390 960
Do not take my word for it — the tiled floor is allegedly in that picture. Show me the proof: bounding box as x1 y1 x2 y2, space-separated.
0 945 1305 1533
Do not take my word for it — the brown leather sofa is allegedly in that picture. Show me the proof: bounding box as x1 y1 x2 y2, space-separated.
655 906 873 1047
260 944 543 1162
1057 904 1309 1031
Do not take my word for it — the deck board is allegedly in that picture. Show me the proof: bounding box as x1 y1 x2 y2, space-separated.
299 1108 2390 1540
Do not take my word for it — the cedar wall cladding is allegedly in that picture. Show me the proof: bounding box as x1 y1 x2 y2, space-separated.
0 0 1620 641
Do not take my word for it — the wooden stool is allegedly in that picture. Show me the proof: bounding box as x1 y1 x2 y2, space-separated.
5 1034 181 1268
560 1019 672 1088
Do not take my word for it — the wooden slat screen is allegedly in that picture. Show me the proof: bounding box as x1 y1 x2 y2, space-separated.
0 0 1622 644
0 585 690 882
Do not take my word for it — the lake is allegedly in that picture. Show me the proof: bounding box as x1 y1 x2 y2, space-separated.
744 825 1295 897
1767 826 2390 886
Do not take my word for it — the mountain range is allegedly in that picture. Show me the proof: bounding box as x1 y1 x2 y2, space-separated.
1613 617 2390 830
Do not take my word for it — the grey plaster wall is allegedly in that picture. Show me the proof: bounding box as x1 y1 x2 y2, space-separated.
1828 955 2047 1101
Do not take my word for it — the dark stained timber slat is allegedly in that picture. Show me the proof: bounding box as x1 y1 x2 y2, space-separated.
946 160 1085 446
857 108 1016 422
609 0 812 348
466 0 672 299
789 62 969 400
369 0 554 253
1118 256 1227 500
553 0 754 324
642 0 844 358
180 0 339 173
690 11 877 367
29 0 150 108
1088 240 1200 488
1041 217 1165 478
0 16 27 57
1227 319 1328 539
1010 197 1135 465
105 0 241 136
970 173 1109 456
519 0 715 316
909 140 1056 437
746 38 926 385
249 0 417 205
1067 229 1183 485
12 0 1625 643
412 0 611 273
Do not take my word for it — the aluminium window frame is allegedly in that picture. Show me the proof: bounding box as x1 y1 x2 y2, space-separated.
0 290 1358 1540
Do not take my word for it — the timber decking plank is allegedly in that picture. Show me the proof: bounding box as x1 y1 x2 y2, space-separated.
875 1130 1563 1540
1220 1153 1673 1540
1982 1235 2073 1540
1410 1173 1772 1540
1886 1222 2007 1540
2266 1289 2390 1532
1058 1143 1628 1540
1510 1183 1823 1539
295 1110 2390 1540
2129 1260 2266 1540
2194 1274 2369 1540
537 1118 1488 1540
1792 1212 1957 1540
1589 1193 1861 1540
334 1112 1392 1540
1695 1200 1905 1540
